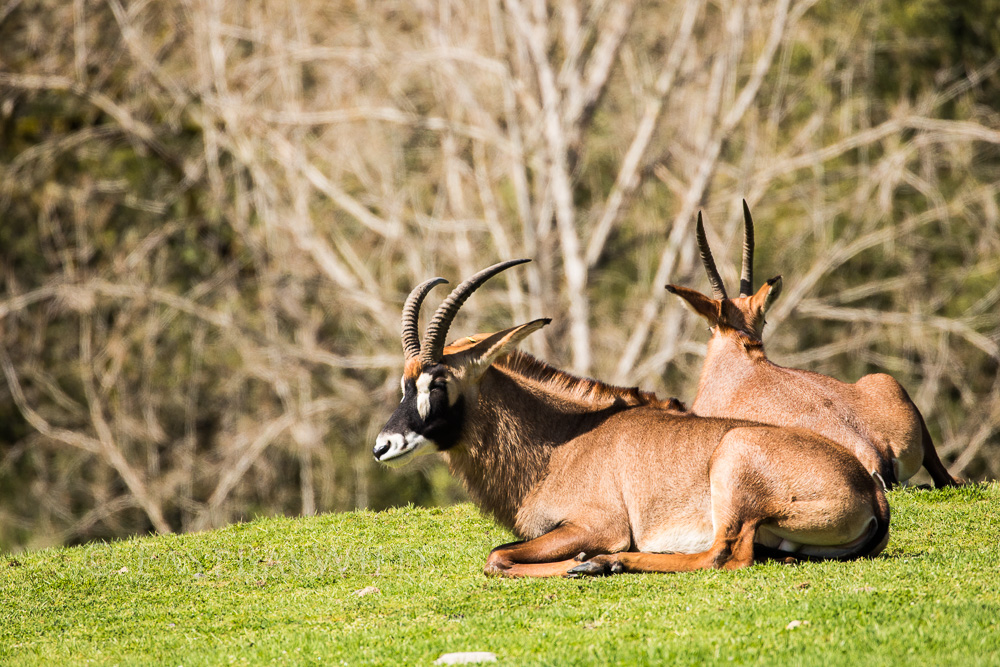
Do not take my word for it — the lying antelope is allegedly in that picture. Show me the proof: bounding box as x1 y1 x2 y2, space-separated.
374 260 889 577
666 202 961 488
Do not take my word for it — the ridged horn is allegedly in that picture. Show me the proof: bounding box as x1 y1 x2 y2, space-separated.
695 212 727 300
739 199 755 297
420 259 531 365
401 277 448 360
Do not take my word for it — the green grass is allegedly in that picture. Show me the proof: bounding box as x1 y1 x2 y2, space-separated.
2 484 999 666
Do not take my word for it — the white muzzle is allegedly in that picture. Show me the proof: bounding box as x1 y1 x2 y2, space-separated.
373 431 435 467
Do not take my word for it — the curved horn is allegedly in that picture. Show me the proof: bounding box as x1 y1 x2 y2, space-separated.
401 277 448 360
739 199 755 297
420 259 531 364
695 212 728 300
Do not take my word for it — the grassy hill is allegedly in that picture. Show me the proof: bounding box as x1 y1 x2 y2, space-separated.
2 483 999 666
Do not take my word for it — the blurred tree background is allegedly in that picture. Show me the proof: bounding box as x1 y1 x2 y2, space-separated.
1 0 999 552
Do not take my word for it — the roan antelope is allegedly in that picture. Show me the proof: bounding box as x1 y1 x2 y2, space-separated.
374 259 889 577
666 202 961 488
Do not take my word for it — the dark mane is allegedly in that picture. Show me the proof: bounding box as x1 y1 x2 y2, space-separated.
495 349 680 410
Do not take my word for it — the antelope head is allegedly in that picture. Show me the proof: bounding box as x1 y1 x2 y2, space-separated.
373 259 549 467
666 202 782 341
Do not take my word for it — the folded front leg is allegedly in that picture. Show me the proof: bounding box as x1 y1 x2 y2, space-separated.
484 522 629 578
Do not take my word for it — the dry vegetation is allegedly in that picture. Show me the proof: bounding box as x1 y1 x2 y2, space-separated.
1 0 999 552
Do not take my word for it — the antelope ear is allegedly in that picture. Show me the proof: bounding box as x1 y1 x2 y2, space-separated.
665 284 720 324
447 318 551 379
750 276 782 314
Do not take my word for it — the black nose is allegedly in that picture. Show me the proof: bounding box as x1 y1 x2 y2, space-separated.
373 442 390 460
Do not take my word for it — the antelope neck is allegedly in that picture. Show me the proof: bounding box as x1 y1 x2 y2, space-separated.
709 327 767 362
693 332 769 411
444 361 637 534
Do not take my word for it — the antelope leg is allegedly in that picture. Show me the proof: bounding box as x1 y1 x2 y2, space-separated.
569 522 759 575
484 522 626 578
918 415 963 488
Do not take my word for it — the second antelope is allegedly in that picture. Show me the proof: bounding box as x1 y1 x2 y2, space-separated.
666 202 961 488
374 260 889 577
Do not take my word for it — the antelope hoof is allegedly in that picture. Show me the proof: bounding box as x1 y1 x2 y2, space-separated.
567 555 623 577
483 555 513 577
567 561 606 576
